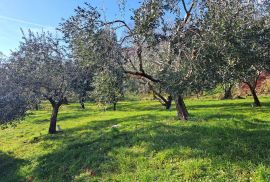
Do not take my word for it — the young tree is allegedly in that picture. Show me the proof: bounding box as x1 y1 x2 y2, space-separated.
92 68 124 110
9 30 73 134
70 65 93 109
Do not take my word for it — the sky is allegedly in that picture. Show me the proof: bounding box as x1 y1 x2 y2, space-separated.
0 0 140 55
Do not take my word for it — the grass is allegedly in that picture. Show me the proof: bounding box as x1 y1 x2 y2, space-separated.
1 97 270 181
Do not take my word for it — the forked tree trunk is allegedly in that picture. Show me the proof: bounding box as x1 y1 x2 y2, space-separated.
175 96 189 121
49 104 60 134
247 83 261 107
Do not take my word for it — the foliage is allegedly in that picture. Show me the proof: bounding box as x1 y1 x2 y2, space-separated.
0 52 35 125
198 0 270 105
9 30 72 103
69 64 93 101
0 61 28 125
60 0 213 120
92 68 124 110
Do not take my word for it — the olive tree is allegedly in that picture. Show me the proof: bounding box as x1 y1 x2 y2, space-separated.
114 0 214 120
70 64 93 109
199 0 270 106
61 0 220 120
92 68 124 110
9 30 73 134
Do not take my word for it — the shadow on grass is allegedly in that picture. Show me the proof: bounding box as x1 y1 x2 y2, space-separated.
0 152 27 182
33 110 100 124
32 111 270 181
117 101 167 111
189 100 270 110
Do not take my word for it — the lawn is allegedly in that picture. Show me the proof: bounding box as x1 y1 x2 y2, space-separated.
1 97 270 181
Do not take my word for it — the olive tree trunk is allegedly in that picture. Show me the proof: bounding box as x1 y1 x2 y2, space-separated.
48 104 60 134
246 83 261 107
113 103 117 111
48 100 62 134
175 96 189 121
79 97 85 109
222 84 233 100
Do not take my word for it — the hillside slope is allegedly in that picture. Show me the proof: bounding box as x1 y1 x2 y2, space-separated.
1 98 270 181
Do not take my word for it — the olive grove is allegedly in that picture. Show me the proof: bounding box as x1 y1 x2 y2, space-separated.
0 0 270 132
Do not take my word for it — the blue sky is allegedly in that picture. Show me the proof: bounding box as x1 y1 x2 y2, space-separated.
0 0 140 55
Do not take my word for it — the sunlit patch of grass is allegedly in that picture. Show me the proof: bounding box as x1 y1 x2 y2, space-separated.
1 97 270 181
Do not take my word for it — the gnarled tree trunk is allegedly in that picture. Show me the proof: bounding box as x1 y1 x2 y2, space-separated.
246 82 261 107
175 96 189 121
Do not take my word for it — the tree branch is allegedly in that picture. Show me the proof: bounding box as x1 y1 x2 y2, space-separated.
124 70 161 83
149 84 168 105
103 20 132 33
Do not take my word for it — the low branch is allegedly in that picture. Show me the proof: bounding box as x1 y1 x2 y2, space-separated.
149 84 168 105
103 20 132 33
124 70 161 83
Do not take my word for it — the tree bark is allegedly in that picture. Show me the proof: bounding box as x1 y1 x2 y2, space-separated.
222 85 233 100
113 103 117 111
175 96 189 121
48 104 60 134
247 83 261 107
165 95 172 110
150 86 172 110
79 97 85 109
35 103 39 110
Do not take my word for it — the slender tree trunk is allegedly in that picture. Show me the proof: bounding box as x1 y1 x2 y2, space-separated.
247 83 261 107
222 85 233 100
113 103 117 111
175 96 189 121
149 84 172 110
165 95 172 110
81 102 85 109
35 103 39 110
49 104 60 134
80 97 85 109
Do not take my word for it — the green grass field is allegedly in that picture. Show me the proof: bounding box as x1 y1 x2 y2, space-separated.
1 97 270 181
